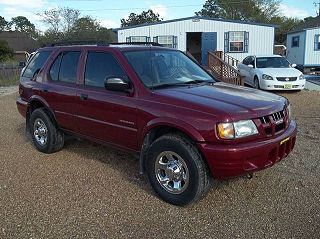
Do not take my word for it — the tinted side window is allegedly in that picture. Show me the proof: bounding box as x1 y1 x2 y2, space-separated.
49 54 62 81
59 51 81 83
23 51 52 78
243 56 252 65
85 52 126 88
249 58 255 67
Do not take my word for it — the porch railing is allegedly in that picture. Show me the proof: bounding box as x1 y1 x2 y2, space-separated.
207 51 244 86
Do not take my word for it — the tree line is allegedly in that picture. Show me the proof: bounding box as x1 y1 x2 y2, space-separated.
0 7 117 61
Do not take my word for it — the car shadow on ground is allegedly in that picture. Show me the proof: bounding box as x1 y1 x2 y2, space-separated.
16 123 155 193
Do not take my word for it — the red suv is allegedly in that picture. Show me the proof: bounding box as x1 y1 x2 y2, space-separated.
17 43 297 205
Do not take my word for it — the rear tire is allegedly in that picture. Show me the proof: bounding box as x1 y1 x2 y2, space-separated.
29 108 64 153
146 134 211 206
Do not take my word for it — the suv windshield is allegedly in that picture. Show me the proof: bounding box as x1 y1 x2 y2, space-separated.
123 50 215 88
256 57 291 68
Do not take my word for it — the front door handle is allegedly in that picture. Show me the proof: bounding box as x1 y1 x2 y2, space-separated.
80 94 88 100
42 88 49 93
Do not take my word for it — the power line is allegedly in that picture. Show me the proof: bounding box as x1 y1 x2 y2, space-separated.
79 4 203 12
64 1 253 12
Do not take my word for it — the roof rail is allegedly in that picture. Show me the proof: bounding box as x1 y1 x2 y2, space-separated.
48 40 109 47
110 42 163 47
46 41 163 47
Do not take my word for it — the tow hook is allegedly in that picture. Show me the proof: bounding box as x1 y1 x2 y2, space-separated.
245 173 253 179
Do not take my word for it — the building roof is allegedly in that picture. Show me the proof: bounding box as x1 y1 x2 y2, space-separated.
113 16 277 32
0 31 38 53
288 16 320 34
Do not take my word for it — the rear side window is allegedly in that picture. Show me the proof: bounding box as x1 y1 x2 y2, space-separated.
49 54 62 81
22 51 52 78
85 52 127 88
49 51 81 84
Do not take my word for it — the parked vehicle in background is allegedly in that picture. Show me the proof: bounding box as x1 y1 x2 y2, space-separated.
238 55 305 90
16 43 297 206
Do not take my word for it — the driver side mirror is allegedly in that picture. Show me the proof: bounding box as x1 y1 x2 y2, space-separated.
291 63 297 68
248 64 254 68
104 77 131 93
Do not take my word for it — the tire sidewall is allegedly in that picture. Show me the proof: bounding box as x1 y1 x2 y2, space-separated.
254 77 260 89
146 136 201 205
29 109 55 153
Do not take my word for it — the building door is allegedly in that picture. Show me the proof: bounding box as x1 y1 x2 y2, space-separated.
201 32 217 66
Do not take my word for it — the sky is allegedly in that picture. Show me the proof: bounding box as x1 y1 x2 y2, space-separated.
0 0 318 31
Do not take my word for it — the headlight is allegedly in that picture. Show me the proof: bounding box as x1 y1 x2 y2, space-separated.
299 74 304 80
217 120 258 139
262 74 273 81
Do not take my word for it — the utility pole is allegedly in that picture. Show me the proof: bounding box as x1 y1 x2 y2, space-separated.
315 2 320 16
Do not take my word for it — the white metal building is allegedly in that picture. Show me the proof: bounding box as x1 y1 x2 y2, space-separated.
286 26 320 71
114 16 276 65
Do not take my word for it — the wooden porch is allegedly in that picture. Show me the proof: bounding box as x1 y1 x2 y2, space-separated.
206 51 244 86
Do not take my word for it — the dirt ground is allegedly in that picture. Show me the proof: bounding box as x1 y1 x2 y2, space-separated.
0 91 319 239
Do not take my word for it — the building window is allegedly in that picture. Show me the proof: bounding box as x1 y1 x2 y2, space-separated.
315 34 320 51
224 31 249 53
153 35 177 48
291 36 300 47
126 36 150 42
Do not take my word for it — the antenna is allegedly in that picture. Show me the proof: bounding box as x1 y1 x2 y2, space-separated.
314 2 320 16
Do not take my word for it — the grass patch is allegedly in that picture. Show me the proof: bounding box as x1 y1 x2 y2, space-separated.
0 75 19 87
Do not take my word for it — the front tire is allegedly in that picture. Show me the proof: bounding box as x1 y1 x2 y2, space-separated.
146 134 211 206
29 108 64 153
254 76 260 89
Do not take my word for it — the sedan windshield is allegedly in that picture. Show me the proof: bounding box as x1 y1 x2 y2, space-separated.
256 57 291 68
123 49 215 88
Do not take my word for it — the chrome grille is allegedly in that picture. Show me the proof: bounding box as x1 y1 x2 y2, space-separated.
259 110 287 136
276 77 297 82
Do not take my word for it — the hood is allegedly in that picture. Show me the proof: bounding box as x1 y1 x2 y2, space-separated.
154 82 287 121
259 67 302 77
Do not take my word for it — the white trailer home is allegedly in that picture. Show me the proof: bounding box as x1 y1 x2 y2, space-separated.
286 16 320 73
114 16 276 65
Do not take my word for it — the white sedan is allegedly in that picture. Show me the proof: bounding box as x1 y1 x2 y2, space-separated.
237 55 305 90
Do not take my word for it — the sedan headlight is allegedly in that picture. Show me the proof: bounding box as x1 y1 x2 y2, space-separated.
217 120 258 139
262 74 273 81
299 74 304 80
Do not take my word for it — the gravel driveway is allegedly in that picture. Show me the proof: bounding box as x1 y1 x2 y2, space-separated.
0 91 319 238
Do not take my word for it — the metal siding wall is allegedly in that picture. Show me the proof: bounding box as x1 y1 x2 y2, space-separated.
286 32 305 65
304 28 320 66
117 19 275 61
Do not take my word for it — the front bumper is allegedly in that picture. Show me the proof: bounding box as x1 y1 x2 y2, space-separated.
198 120 297 179
260 80 305 90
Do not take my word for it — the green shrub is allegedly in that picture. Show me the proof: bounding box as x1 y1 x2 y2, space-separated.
0 40 14 62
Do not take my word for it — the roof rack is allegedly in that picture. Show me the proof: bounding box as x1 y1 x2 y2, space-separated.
46 41 163 47
48 40 109 47
109 42 163 47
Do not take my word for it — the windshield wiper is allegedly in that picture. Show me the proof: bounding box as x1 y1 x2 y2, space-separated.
151 83 189 89
184 79 213 85
151 80 213 90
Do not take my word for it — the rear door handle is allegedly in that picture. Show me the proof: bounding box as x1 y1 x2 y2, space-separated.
80 94 88 100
